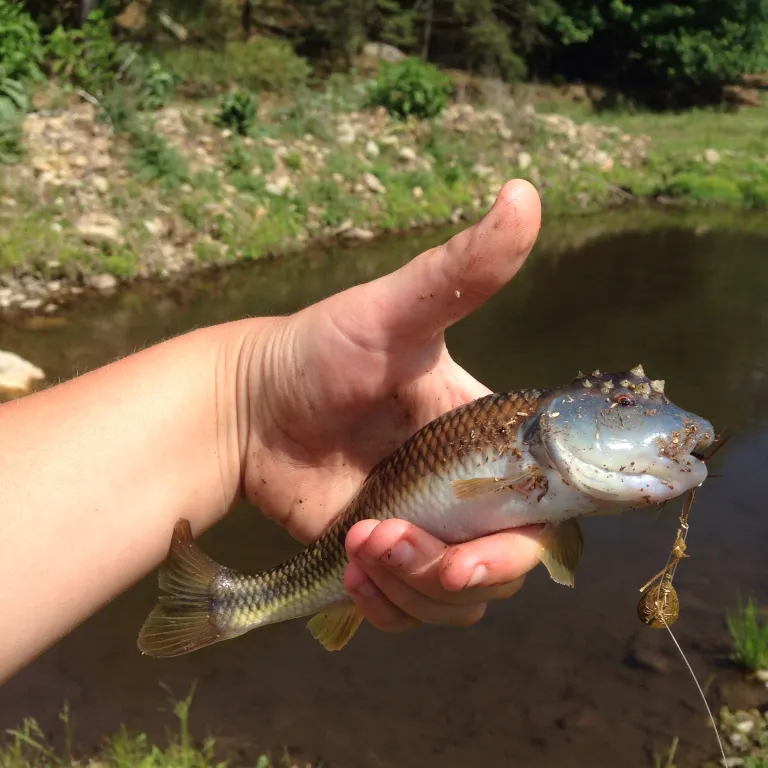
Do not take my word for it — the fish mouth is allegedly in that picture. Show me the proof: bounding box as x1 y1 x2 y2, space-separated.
554 451 708 504
658 419 715 465
542 420 711 505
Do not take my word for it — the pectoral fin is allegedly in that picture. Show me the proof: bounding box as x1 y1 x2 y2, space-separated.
307 604 364 651
451 472 533 500
539 518 584 587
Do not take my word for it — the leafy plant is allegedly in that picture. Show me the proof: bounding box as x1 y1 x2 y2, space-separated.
162 38 310 98
0 0 44 83
137 59 176 111
215 89 259 136
128 126 190 190
368 57 454 119
45 9 133 96
0 69 28 164
727 595 768 672
542 0 768 105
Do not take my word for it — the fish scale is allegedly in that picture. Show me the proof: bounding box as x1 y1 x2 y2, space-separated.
212 391 544 632
137 368 714 658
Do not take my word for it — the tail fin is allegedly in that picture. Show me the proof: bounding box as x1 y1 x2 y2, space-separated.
137 519 226 658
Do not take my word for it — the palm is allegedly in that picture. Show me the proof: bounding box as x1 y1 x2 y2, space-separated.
242 182 540 543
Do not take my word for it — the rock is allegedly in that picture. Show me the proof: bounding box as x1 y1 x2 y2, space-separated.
729 731 747 749
70 155 89 168
412 186 424 199
89 273 118 292
365 140 380 158
735 718 755 735
472 162 494 179
0 351 45 396
19 298 43 311
518 151 532 171
594 150 614 172
363 172 386 194
91 175 109 194
498 125 512 140
75 213 123 246
265 176 291 196
144 217 170 238
92 154 111 170
399 147 417 162
724 84 762 107
343 227 375 241
336 122 356 145
754 669 768 685
362 42 406 63
704 148 721 165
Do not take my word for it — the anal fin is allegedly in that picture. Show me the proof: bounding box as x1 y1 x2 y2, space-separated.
539 518 584 588
307 604 364 651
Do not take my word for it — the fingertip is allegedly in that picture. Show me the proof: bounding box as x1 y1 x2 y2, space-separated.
345 519 381 557
482 178 542 258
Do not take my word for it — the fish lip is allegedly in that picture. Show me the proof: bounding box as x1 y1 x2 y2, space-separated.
544 434 708 503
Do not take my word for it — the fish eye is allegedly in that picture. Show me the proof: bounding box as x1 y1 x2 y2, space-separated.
615 393 635 407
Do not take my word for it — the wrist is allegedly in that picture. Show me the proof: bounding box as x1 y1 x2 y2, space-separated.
214 315 287 512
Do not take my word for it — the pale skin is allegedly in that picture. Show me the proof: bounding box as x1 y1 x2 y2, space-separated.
0 179 545 684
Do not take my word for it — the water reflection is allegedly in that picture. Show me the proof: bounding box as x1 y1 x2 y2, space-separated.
1 213 768 767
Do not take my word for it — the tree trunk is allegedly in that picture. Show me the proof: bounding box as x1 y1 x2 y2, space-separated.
242 0 254 39
422 0 434 58
79 0 97 26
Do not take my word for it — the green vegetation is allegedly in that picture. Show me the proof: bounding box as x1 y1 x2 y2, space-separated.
368 57 454 119
0 1 765 286
727 595 768 672
162 39 311 99
653 736 678 768
214 89 259 136
540 0 768 104
0 686 319 768
0 0 43 84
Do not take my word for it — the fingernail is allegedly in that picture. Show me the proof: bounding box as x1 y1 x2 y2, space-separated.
466 564 488 588
384 540 414 568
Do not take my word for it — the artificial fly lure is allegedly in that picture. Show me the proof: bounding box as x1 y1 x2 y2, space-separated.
637 428 731 765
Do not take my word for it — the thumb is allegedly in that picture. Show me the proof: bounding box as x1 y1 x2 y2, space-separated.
359 179 541 342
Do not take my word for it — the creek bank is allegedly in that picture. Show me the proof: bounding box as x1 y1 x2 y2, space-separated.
1 93 651 316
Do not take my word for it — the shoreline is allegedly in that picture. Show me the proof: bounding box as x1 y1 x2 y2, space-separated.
3 85 766 320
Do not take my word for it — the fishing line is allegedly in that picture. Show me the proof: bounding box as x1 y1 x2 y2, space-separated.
660 614 727 767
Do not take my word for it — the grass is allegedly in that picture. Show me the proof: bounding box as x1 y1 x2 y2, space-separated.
727 595 768 673
653 736 679 768
0 685 317 768
4 61 768 285
532 99 768 156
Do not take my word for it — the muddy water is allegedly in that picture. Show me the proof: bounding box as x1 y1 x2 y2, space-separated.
1 213 768 767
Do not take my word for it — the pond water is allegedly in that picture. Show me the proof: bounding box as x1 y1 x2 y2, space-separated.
1 211 768 767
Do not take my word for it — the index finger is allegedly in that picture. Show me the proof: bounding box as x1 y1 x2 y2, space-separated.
346 518 546 605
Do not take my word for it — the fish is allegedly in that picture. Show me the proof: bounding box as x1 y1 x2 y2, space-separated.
137 364 715 658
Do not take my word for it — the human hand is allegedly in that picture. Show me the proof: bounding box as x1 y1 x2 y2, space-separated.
236 179 544 632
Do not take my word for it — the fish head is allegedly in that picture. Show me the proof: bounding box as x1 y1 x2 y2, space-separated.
535 365 715 508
